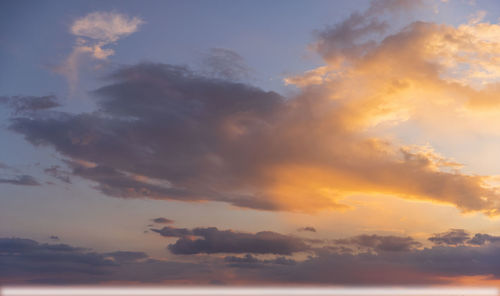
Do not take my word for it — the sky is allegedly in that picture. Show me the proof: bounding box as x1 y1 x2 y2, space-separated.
3 0 500 286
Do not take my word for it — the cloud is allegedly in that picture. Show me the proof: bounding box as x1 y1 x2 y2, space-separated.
333 234 422 252
151 226 192 238
467 233 500 245
152 217 175 224
44 165 72 184
60 11 143 93
65 163 201 202
426 229 500 246
0 237 114 283
10 62 500 215
0 237 209 284
6 0 500 285
0 95 60 114
9 63 286 211
311 0 424 65
104 251 148 263
0 164 40 187
283 66 335 87
71 12 143 45
287 0 500 136
264 242 500 285
312 12 386 66
288 1 500 129
297 227 317 233
4 231 500 285
163 227 310 255
428 229 471 246
0 175 40 186
69 11 143 60
152 225 426 255
224 254 296 268
198 48 251 81
49 236 60 241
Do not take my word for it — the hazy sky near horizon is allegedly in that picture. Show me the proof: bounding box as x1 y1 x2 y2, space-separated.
3 0 500 286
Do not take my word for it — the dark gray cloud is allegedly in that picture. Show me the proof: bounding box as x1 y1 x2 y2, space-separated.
44 165 72 184
0 95 60 114
9 63 285 211
152 217 175 224
224 253 260 264
297 227 316 233
0 237 114 283
49 235 60 241
333 234 421 252
0 174 40 186
467 233 500 246
166 227 310 255
0 163 40 186
199 234 500 284
153 226 423 255
8 62 500 214
0 237 209 284
263 242 500 285
224 254 296 268
428 229 470 246
151 226 192 237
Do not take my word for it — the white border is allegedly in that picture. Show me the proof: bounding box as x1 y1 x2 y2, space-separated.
1 287 498 296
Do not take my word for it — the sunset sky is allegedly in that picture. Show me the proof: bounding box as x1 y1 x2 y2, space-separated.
3 0 500 286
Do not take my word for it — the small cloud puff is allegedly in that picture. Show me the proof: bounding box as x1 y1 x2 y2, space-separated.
152 217 175 224
71 11 143 43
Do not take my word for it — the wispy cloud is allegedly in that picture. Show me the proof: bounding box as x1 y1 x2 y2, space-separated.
0 174 40 186
59 11 143 94
198 48 252 81
0 95 60 114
